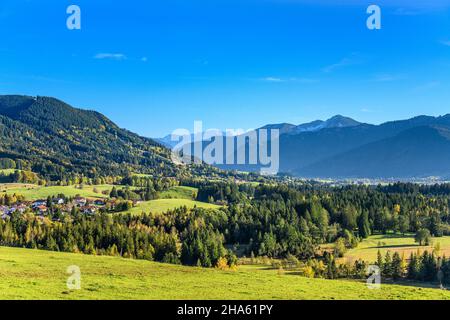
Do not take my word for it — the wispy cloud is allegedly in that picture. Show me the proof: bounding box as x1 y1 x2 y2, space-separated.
262 77 284 82
372 73 405 82
322 54 362 73
392 8 425 16
260 77 318 83
275 0 450 8
94 53 127 60
440 40 450 47
414 81 440 91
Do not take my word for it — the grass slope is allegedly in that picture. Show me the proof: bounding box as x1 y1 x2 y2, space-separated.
0 184 112 200
159 186 198 200
1 246 450 300
120 186 219 215
0 183 217 215
123 199 220 215
341 234 450 263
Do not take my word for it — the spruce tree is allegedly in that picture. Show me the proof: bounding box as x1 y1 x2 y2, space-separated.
376 250 383 269
357 211 371 238
383 251 392 278
391 252 402 280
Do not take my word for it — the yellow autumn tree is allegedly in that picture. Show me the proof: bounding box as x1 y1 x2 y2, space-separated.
216 257 229 270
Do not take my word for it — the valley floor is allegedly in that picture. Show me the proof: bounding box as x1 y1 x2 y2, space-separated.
1 246 449 300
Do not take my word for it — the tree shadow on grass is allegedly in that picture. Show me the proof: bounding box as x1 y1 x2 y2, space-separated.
383 279 447 291
374 244 422 249
284 273 447 291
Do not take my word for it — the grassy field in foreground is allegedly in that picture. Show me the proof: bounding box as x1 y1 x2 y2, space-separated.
1 246 450 300
339 234 450 264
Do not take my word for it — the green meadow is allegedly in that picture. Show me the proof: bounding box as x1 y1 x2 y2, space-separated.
121 198 220 215
0 183 218 215
1 246 449 300
159 186 198 200
0 183 110 200
120 185 220 215
338 234 450 264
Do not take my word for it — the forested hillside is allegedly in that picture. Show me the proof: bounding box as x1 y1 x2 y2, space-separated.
0 95 179 181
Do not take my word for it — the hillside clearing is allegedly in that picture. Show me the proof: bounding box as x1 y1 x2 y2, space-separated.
159 186 198 200
0 184 112 200
339 234 450 263
121 198 220 215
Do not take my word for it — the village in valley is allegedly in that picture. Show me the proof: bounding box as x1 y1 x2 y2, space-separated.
0 190 138 221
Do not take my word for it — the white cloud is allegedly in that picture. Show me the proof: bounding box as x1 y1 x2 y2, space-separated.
440 40 450 47
291 77 319 83
322 57 356 73
141 57 148 62
414 81 440 91
392 8 424 16
262 77 284 82
94 53 127 60
372 73 405 82
260 77 318 83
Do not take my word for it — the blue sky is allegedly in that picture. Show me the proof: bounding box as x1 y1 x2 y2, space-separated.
0 0 449 137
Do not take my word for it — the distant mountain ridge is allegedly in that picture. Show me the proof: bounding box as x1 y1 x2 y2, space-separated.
260 115 362 135
164 113 450 179
297 125 450 179
283 115 450 178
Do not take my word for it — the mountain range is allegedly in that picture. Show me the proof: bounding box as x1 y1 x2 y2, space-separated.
160 114 450 179
285 115 450 179
1 94 449 180
260 115 362 135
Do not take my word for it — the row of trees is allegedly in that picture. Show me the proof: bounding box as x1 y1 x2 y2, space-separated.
0 207 236 268
269 249 450 285
378 250 450 284
0 193 25 206
0 170 41 184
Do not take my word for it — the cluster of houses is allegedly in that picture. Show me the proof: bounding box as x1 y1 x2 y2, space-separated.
0 196 108 220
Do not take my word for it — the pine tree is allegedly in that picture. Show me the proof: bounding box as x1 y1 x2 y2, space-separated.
376 250 383 270
400 253 408 277
407 253 419 280
383 251 392 278
391 252 402 280
357 211 371 238
110 186 118 198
